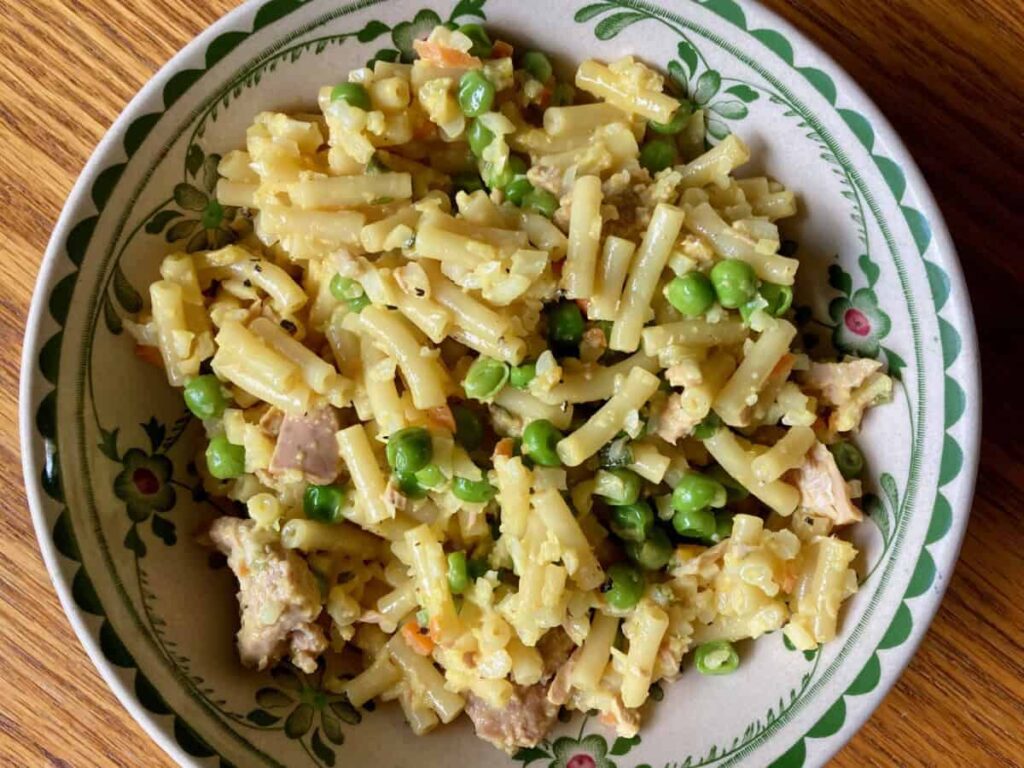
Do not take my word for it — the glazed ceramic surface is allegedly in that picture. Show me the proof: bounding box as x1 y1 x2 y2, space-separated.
20 1 980 766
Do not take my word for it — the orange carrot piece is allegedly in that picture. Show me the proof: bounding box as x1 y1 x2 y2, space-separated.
401 618 435 656
492 40 514 59
412 39 481 68
134 344 163 368
428 404 456 433
493 437 516 458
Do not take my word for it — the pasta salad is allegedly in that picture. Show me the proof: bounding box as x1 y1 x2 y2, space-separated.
129 22 893 753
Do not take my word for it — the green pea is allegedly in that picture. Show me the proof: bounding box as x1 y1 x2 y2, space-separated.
447 551 470 594
671 472 727 514
507 154 528 176
330 82 371 110
609 501 654 543
594 468 643 506
710 259 758 309
183 375 229 420
458 70 496 117
639 138 677 174
548 300 585 349
467 118 494 158
347 293 371 313
330 274 370 313
303 484 347 523
414 463 445 489
692 412 721 440
647 102 694 134
452 171 485 194
452 405 484 450
396 472 427 499
206 436 245 479
672 506 716 539
522 187 558 218
521 419 563 467
604 562 645 610
385 427 433 475
710 512 735 543
694 640 739 675
707 464 749 502
625 526 673 570
664 272 715 317
760 282 793 316
504 176 534 206
509 362 537 389
462 356 509 401
522 51 553 83
458 23 492 58
551 82 575 106
452 476 497 503
829 440 865 480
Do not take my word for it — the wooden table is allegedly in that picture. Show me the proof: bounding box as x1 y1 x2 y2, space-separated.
1 1 1021 765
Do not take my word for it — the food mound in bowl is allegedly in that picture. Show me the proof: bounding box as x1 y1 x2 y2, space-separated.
126 22 892 754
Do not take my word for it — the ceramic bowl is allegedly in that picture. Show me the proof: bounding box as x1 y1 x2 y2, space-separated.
20 0 980 766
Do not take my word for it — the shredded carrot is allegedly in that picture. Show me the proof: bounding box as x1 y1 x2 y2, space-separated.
491 40 514 59
427 404 456 433
770 352 796 379
536 86 552 110
401 618 435 656
412 39 481 68
493 437 516 458
134 344 163 368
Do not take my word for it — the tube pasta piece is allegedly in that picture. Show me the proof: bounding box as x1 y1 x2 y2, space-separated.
751 426 816 483
358 306 448 410
404 524 460 644
494 387 573 431
557 368 661 467
249 317 350 406
288 173 412 209
543 103 631 136
714 319 797 427
589 236 636 320
359 333 406 436
259 206 366 244
211 321 310 413
346 654 402 707
545 352 658 404
388 633 465 722
216 180 257 207
620 599 669 708
375 580 419 633
609 203 685 352
642 317 747 355
784 537 857 651
448 326 527 366
575 59 678 123
677 134 750 188
628 441 671 484
703 427 800 516
494 455 532 540
570 612 619 692
563 175 603 299
517 210 569 259
337 424 392 524
678 350 737 419
423 262 511 343
532 489 605 589
280 519 385 559
684 202 798 285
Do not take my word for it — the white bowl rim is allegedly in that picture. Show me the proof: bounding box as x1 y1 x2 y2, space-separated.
19 0 981 765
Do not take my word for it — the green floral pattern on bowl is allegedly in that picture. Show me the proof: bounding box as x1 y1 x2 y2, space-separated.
20 0 979 766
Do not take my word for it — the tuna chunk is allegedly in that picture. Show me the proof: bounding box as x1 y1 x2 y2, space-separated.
209 517 327 674
803 359 882 406
269 406 340 484
465 683 559 754
790 443 863 526
653 393 701 445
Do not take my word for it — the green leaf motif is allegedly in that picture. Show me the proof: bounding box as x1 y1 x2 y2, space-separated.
99 427 120 462
166 219 200 243
858 253 880 287
202 154 222 193
103 295 123 335
310 728 336 767
112 265 143 314
321 708 344 745
725 84 760 102
667 60 688 92
284 702 314 738
863 493 889 546
124 524 147 557
366 48 400 68
883 346 906 381
676 39 699 79
246 708 281 726
594 11 646 40
693 70 721 105
151 515 177 546
328 697 361 725
706 117 730 140
610 734 641 755
256 687 293 709
356 20 390 42
709 99 748 119
449 0 487 22
174 183 209 212
827 263 852 297
880 472 899 516
186 144 205 178
145 210 182 234
511 746 550 765
575 2 616 22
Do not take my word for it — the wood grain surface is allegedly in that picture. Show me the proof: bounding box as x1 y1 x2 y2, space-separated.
1 1 1021 765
